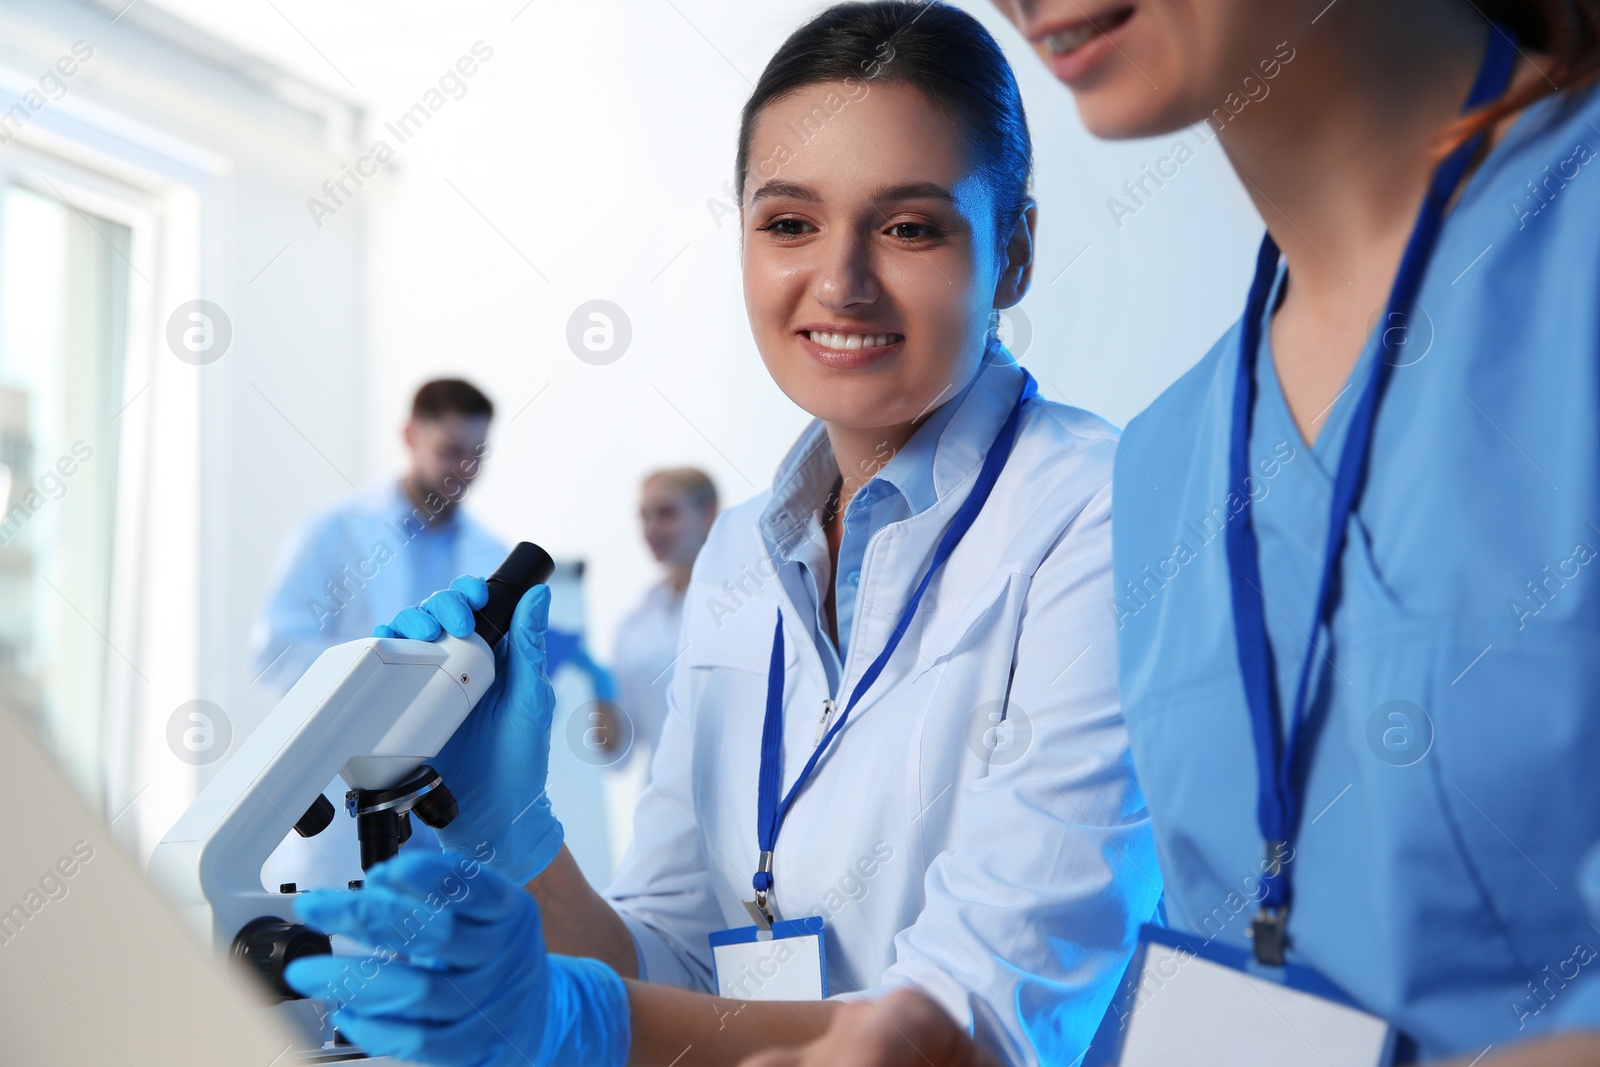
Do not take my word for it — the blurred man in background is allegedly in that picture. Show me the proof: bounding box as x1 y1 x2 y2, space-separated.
250 378 506 888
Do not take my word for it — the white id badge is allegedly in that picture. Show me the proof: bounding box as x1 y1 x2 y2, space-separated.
709 917 828 1001
1085 925 1399 1067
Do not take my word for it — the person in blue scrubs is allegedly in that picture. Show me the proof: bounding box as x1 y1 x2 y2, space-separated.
757 1 1600 1065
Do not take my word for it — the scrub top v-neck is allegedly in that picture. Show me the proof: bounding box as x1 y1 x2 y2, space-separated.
1111 78 1600 1058
1250 264 1370 730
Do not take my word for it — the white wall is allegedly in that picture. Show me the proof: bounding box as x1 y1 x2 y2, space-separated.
132 0 1262 670
0 0 1265 861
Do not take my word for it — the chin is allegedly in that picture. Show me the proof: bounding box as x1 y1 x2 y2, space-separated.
1073 86 1198 141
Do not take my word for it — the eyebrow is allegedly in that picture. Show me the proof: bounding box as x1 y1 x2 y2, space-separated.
748 179 958 206
749 180 820 204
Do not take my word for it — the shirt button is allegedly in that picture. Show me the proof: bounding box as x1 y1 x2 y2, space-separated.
847 569 861 586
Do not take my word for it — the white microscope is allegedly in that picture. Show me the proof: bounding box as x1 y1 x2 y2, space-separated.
148 542 554 1058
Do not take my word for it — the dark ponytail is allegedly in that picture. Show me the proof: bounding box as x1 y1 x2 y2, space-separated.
1447 0 1600 149
735 1 1033 243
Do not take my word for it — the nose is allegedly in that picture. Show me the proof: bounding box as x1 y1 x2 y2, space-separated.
811 227 881 313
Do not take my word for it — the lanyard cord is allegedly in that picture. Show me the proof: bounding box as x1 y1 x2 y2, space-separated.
1225 27 1517 964
753 372 1039 903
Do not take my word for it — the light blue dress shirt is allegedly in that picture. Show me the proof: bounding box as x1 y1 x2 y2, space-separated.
1113 83 1600 1059
757 368 974 686
249 480 507 698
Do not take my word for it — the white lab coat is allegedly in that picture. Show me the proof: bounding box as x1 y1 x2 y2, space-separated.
606 359 1161 1065
611 579 687 770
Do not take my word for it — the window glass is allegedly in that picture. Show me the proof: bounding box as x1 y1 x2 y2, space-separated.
0 184 131 806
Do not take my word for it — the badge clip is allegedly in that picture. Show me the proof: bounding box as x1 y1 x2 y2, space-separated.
742 899 774 931
1251 840 1291 966
744 850 775 930
1250 906 1288 967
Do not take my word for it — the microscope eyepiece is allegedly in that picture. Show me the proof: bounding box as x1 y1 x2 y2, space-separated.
472 542 555 647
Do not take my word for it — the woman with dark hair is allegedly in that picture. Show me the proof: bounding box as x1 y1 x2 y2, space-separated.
280 4 1158 1065
756 1 1600 1065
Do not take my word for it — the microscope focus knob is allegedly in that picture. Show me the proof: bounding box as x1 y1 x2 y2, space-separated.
294 794 337 838
231 916 332 1001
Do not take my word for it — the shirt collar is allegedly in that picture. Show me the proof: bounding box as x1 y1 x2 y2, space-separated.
390 479 457 534
758 349 1027 564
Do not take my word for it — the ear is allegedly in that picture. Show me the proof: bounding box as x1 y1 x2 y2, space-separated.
993 200 1037 311
403 419 416 451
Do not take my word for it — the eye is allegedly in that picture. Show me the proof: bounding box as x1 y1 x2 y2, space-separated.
757 216 815 239
886 220 940 242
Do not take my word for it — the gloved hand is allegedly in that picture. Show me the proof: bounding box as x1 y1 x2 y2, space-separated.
285 852 630 1067
374 576 563 883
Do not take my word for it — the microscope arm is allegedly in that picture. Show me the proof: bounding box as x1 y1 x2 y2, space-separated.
148 633 493 949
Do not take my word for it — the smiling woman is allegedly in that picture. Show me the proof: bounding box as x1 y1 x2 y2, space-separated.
280 3 1161 1067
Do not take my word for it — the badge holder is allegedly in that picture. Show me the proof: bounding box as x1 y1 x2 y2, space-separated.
709 913 828 1002
1084 925 1398 1067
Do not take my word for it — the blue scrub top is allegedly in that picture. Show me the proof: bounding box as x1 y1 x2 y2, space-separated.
1112 83 1600 1058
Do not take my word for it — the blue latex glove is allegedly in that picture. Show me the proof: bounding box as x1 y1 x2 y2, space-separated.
285 852 630 1067
374 576 563 883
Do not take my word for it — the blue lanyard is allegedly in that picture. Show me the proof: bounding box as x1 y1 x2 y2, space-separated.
752 370 1038 912
1226 28 1516 966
